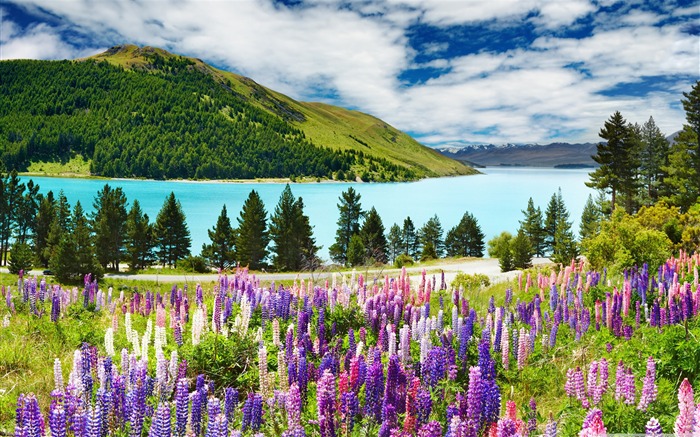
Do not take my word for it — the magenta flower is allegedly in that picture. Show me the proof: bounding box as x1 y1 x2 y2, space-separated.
637 357 657 411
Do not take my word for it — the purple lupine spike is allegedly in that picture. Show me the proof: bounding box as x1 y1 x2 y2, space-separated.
465 366 483 435
378 403 396 437
190 388 204 436
526 397 537 434
149 403 171 437
175 379 189 437
206 397 222 437
645 417 662 436
49 403 67 437
317 370 336 437
286 383 302 430
417 420 442 437
638 356 657 411
250 393 263 432
544 414 557 437
416 387 432 425
224 388 239 424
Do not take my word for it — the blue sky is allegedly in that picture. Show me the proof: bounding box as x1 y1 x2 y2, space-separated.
1 0 698 146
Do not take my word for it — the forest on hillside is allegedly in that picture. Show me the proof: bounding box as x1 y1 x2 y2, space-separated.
0 56 415 181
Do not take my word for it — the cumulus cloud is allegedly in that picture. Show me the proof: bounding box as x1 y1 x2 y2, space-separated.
2 0 697 145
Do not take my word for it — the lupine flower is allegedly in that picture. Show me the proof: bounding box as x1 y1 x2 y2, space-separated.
417 421 442 437
544 414 557 437
674 378 695 436
286 384 301 429
149 403 171 437
317 370 336 437
49 403 66 437
579 408 606 437
645 417 662 436
466 366 483 434
637 356 657 411
174 379 188 437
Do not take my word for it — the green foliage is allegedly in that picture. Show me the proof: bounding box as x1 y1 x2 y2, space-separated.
386 223 403 264
582 207 671 272
487 231 513 259
359 207 388 264
183 332 259 392
154 192 191 267
269 185 319 271
201 205 236 270
235 190 269 270
579 194 602 241
346 234 365 267
49 201 102 283
444 211 485 258
587 111 640 213
520 197 546 257
451 272 490 290
8 241 33 274
418 215 444 259
511 228 533 269
125 199 156 271
329 187 363 265
401 216 420 259
179 255 210 273
393 253 414 268
0 59 384 181
92 184 128 271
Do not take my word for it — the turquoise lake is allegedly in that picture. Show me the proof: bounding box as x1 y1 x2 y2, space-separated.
19 167 595 260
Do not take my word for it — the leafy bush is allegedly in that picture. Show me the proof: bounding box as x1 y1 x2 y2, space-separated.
179 255 210 273
451 272 490 290
394 253 414 268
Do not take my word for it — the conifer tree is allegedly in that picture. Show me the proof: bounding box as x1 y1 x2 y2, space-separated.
236 189 269 270
329 187 363 265
579 194 602 242
50 201 102 282
360 207 388 264
402 217 419 259
154 192 191 267
639 116 670 205
445 211 485 258
92 184 128 271
663 81 700 212
419 215 444 259
0 170 24 266
125 199 155 271
387 224 403 264
520 197 545 257
8 241 33 275
511 228 533 269
14 180 40 245
34 191 55 267
587 111 640 213
269 185 318 271
346 234 365 267
43 191 71 267
202 205 236 270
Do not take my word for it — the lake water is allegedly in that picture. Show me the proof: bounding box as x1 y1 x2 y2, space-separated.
19 168 595 260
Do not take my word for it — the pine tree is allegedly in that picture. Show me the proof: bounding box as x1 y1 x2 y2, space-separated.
14 179 40 245
329 187 363 265
0 170 24 266
579 194 602 242
544 192 560 255
639 116 670 205
269 185 319 271
499 244 514 272
360 207 388 264
154 192 191 267
92 184 128 271
125 199 155 271
34 191 56 267
402 217 419 259
663 81 700 211
511 228 533 269
419 215 444 259
346 234 365 267
8 241 33 274
520 197 545 257
236 189 269 270
387 224 403 264
445 211 485 258
202 205 236 270
587 111 640 213
43 191 71 267
50 201 102 282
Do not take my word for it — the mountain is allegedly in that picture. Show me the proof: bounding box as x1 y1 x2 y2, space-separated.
436 142 599 168
0 44 474 181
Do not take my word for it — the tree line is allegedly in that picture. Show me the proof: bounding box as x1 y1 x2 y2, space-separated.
0 58 415 181
484 82 700 273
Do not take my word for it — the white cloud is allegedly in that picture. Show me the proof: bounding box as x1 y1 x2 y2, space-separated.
2 0 696 146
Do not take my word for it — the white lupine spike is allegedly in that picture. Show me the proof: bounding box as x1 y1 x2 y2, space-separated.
104 327 115 357
53 358 64 391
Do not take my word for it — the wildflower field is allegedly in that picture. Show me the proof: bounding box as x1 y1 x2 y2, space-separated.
1 254 699 437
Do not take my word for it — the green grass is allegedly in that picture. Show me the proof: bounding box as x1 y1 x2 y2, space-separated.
24 154 92 176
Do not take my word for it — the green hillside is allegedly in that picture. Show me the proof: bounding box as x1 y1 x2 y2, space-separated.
0 44 475 181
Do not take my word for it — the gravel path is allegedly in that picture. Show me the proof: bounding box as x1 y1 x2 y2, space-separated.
2 258 552 287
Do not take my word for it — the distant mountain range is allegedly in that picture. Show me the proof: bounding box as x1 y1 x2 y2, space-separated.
436 142 600 168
